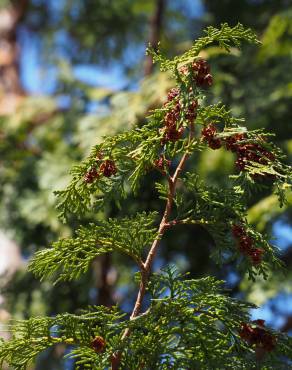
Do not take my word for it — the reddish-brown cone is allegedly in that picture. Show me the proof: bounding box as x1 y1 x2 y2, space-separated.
250 248 264 265
164 103 181 127
91 336 106 353
178 59 213 87
100 160 117 177
224 135 276 176
162 126 184 144
154 156 171 174
167 87 180 102
208 138 222 150
192 59 210 74
192 59 213 87
232 223 265 265
84 167 99 184
238 235 253 254
232 224 245 238
201 124 221 149
185 100 198 121
225 133 246 152
239 321 276 354
201 124 217 140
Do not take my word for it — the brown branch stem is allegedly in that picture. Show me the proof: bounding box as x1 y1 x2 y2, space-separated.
111 123 194 369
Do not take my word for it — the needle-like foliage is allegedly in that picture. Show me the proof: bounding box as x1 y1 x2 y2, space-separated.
1 23 292 370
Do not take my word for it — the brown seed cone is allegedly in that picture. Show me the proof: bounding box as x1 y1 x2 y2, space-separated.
91 336 106 353
100 160 117 177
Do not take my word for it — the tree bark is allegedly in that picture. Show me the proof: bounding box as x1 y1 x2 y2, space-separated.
0 0 28 115
94 254 115 307
144 0 166 76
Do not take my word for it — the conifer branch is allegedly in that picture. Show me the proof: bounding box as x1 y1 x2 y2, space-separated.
148 23 260 73
28 212 158 283
111 123 195 369
2 22 292 370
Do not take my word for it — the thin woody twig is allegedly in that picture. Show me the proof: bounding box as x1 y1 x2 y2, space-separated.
111 123 194 369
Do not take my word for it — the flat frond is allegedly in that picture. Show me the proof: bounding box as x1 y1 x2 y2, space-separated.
29 212 158 282
149 23 259 73
0 306 123 370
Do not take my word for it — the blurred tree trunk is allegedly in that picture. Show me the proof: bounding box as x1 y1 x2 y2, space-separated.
281 315 292 333
93 254 116 307
0 0 28 115
144 0 166 76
